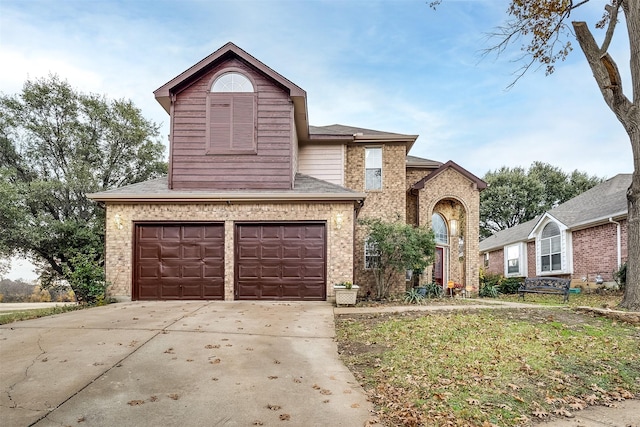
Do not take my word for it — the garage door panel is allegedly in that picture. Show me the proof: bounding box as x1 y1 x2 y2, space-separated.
260 227 281 239
138 264 159 279
139 226 161 240
182 264 202 278
282 265 301 278
238 245 259 260
161 244 181 259
134 223 224 300
261 245 281 259
238 264 259 279
138 244 160 260
303 265 324 279
282 246 302 259
304 226 324 239
283 227 302 239
235 223 326 300
260 265 280 279
204 264 224 278
204 245 224 258
162 227 181 240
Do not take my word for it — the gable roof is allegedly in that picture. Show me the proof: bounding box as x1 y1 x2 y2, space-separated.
88 173 366 203
410 160 487 191
154 42 310 140
479 173 631 252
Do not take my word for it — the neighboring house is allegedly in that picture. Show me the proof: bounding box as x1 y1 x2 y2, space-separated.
89 42 486 301
479 174 630 288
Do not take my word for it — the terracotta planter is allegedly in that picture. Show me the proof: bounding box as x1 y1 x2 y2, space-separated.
334 285 359 306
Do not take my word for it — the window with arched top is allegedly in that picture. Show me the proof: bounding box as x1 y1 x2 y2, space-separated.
211 72 254 92
206 71 257 154
540 222 561 272
432 213 448 245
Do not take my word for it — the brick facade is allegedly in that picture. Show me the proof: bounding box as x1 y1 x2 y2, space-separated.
104 202 355 301
345 143 408 297
417 168 482 291
572 220 628 282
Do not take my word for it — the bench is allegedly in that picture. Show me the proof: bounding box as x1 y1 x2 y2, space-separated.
518 277 571 303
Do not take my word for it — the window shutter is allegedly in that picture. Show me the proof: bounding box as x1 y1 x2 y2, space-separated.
231 93 255 152
209 95 232 152
206 93 256 154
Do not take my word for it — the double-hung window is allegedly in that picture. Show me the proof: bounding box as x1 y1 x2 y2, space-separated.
540 223 562 272
364 238 380 269
365 147 382 190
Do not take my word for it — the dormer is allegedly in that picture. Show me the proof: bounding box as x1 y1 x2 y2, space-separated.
154 42 308 190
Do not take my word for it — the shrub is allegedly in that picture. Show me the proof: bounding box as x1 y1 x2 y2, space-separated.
613 262 627 291
479 269 503 298
422 282 444 299
62 252 107 305
404 288 424 304
500 277 524 294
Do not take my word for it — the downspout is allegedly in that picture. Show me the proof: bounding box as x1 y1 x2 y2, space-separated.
609 218 621 268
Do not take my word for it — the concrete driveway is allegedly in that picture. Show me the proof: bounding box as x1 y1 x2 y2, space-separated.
1 301 374 426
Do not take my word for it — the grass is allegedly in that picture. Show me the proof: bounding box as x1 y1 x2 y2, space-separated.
0 304 84 324
336 293 640 426
495 291 624 309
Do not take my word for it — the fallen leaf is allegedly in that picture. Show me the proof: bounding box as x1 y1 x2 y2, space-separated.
531 409 548 418
168 394 179 400
466 398 480 405
128 400 145 406
279 413 290 421
267 404 281 411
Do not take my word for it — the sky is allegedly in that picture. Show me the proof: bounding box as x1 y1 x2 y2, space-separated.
0 0 634 281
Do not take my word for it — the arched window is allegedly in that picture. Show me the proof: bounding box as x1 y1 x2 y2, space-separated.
211 72 254 92
206 71 256 154
432 213 448 245
540 222 561 272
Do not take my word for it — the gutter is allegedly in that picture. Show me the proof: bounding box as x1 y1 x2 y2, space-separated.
87 192 367 204
609 217 622 268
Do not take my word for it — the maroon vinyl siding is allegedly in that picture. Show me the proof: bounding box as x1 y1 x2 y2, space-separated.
170 58 293 190
235 223 326 300
133 223 225 300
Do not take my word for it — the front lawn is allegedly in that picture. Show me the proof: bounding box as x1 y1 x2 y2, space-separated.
335 298 640 426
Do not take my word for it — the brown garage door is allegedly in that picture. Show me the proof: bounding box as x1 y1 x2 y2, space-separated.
235 223 326 300
134 223 224 300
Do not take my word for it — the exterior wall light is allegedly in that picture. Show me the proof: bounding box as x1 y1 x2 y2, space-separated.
334 213 344 230
114 213 124 230
449 219 458 236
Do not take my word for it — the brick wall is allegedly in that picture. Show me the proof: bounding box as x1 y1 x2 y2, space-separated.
104 201 355 301
417 168 482 291
345 143 407 296
572 220 628 282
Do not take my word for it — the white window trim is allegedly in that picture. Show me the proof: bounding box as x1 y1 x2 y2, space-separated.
364 147 383 191
534 220 573 276
504 242 527 277
364 238 380 270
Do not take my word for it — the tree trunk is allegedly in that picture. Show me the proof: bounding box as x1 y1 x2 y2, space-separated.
572 0 640 310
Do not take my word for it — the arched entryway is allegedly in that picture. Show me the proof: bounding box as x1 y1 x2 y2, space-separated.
429 199 467 291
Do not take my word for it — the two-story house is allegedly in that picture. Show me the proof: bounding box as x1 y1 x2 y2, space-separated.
89 42 486 301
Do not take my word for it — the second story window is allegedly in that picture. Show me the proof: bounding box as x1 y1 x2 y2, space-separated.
365 147 382 190
206 71 257 155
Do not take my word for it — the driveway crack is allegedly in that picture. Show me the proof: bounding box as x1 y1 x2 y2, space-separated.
5 330 47 410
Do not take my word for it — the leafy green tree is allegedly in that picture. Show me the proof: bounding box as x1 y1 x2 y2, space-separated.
0 75 167 302
360 218 435 299
480 162 603 238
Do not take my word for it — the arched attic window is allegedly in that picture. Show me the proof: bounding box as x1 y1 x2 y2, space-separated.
432 213 448 245
206 71 257 154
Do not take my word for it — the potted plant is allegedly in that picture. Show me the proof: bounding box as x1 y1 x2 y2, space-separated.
333 281 359 306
